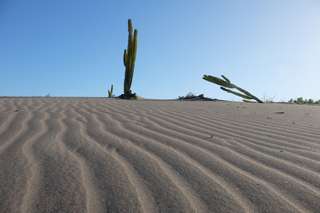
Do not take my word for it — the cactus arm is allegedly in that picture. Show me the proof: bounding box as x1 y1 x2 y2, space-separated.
123 50 127 66
133 30 138 58
221 75 230 83
203 75 232 88
220 87 253 100
242 99 255 103
233 85 263 103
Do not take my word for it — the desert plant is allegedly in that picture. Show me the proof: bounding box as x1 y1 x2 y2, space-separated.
289 97 320 105
203 74 263 103
307 99 314 104
121 19 138 99
178 93 215 101
108 84 114 98
295 97 304 104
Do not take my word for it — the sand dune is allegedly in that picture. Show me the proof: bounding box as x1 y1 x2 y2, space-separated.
0 98 320 213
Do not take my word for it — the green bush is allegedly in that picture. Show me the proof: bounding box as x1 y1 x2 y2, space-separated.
289 97 320 105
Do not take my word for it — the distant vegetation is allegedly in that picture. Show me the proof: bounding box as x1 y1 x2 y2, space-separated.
288 97 320 105
178 92 217 101
105 20 318 104
107 84 114 98
203 74 263 103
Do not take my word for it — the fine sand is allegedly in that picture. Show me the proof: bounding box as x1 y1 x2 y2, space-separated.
0 98 320 213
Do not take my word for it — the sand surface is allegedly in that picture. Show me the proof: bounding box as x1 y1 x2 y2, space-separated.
0 98 320 213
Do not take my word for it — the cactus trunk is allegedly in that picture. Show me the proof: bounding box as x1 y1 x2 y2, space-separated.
122 19 138 99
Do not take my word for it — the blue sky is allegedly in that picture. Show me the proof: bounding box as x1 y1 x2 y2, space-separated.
1 0 319 100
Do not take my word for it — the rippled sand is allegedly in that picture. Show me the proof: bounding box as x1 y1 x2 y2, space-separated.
0 98 320 213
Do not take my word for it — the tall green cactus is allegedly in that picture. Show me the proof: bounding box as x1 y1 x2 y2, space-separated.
122 19 138 99
203 74 263 103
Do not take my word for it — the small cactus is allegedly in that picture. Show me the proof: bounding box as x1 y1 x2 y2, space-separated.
203 74 263 103
108 84 114 98
122 19 138 99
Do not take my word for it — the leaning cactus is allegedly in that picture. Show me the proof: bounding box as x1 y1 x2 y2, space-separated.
203 74 263 103
108 84 114 98
122 19 138 99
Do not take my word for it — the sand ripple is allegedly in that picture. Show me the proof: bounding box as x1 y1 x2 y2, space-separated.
0 98 319 213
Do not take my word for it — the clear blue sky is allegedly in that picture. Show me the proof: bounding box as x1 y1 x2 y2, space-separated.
1 0 319 100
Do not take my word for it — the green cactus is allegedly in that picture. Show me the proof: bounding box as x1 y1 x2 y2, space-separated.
203 74 263 103
122 19 138 99
108 84 114 98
